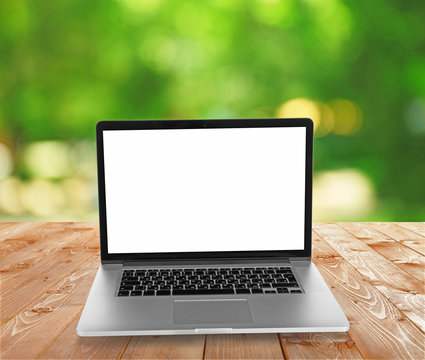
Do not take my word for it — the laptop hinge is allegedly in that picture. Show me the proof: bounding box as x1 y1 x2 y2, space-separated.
122 257 292 267
289 257 311 263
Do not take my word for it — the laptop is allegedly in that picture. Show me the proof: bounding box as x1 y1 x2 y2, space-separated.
77 118 349 336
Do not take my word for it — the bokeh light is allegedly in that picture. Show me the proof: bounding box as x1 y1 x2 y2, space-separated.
330 99 363 135
277 98 321 130
0 143 13 179
313 169 376 221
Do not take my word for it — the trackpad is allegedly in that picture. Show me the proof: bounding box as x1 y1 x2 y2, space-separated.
173 299 252 324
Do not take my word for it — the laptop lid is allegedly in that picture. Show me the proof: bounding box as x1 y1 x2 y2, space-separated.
96 119 313 264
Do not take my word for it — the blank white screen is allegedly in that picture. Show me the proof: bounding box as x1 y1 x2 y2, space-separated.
103 127 306 253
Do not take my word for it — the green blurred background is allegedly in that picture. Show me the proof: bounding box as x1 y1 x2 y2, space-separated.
0 0 424 222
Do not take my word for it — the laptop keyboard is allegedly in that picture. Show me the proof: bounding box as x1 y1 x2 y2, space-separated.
117 266 302 296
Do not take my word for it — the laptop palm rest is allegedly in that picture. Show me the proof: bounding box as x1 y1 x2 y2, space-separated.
173 299 253 324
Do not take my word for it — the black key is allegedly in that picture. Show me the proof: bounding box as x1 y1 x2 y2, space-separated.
210 284 221 289
276 269 291 274
260 283 271 288
277 288 289 293
273 282 298 287
130 290 142 296
156 290 171 296
251 288 263 294
222 285 234 289
198 284 209 289
143 290 155 296
121 281 139 286
236 288 251 294
253 270 263 274
291 290 302 293
173 284 184 290
122 276 138 281
147 285 158 290
140 280 153 285
264 289 276 294
235 284 247 289
117 290 130 296
173 289 234 295
185 284 196 289
119 285 133 291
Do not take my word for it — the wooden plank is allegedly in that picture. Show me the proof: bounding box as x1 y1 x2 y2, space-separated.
121 335 205 359
314 224 425 335
0 222 98 282
0 255 99 359
0 225 99 324
312 232 425 359
38 313 130 359
365 223 425 256
0 222 44 243
395 222 425 237
204 334 284 359
280 333 363 360
338 223 425 282
332 222 391 240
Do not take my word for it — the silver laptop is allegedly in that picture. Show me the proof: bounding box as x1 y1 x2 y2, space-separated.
77 118 349 336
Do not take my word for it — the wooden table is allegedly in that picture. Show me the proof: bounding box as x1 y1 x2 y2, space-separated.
1 222 424 359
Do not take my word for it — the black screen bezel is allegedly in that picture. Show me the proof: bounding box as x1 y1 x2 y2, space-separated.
96 118 313 264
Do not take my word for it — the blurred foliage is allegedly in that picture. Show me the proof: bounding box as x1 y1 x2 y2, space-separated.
0 0 424 221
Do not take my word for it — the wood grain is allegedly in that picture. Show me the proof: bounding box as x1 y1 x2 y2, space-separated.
0 222 44 242
0 222 97 282
122 335 205 359
280 332 363 360
312 234 425 359
314 224 425 333
204 334 284 359
0 255 99 359
365 222 425 256
0 224 99 324
337 223 425 282
395 222 425 237
38 313 130 359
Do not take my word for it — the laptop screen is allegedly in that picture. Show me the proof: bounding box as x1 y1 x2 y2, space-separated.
102 126 307 254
